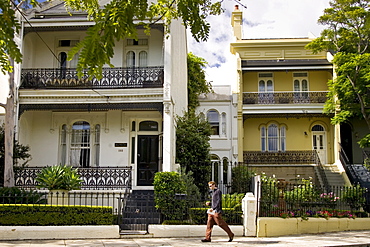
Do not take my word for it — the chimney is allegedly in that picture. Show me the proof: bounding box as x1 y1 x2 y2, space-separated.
231 5 242 40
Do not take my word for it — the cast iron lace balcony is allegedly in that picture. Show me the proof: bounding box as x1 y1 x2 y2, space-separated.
243 91 328 104
20 66 164 89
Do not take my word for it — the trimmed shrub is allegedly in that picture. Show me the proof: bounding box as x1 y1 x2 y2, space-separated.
189 208 242 225
0 204 113 225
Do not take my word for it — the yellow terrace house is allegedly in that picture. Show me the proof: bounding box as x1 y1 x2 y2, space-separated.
230 7 348 187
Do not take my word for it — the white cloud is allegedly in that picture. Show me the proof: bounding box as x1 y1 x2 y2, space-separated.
188 0 330 92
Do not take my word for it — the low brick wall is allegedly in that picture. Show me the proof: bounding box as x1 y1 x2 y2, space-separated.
257 217 370 237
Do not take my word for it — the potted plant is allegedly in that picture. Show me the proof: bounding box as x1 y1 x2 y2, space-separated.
36 165 83 205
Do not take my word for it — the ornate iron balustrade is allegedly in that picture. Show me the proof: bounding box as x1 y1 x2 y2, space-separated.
20 67 164 89
243 150 317 164
15 166 132 190
243 91 328 105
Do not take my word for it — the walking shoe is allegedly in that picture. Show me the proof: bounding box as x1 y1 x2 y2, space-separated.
201 239 211 242
228 233 234 242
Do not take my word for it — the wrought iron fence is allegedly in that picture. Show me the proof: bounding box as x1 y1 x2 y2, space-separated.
0 189 244 230
14 166 132 190
20 66 164 89
258 180 370 218
243 91 328 105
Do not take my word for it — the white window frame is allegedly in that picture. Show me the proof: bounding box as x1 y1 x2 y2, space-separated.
59 121 100 167
258 72 274 92
207 110 220 136
260 123 286 152
293 72 309 92
55 39 80 69
125 38 149 67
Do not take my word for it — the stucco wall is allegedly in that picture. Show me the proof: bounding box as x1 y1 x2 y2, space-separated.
18 110 162 167
22 29 164 69
243 70 331 93
257 217 370 237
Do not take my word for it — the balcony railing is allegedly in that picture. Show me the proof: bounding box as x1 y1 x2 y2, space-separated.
243 91 328 104
14 166 132 190
243 150 317 164
20 66 164 89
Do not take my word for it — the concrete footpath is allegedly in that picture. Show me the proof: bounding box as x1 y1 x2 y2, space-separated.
0 230 370 247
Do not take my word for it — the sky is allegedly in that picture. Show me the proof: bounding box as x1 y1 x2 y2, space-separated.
188 0 331 92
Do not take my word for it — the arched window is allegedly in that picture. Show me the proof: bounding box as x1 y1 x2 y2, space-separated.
258 73 274 103
59 52 67 79
280 126 286 152
59 52 67 70
261 126 266 152
312 124 324 131
70 121 90 167
207 110 219 135
221 113 226 136
267 124 278 152
261 123 286 152
211 154 220 183
126 51 135 67
60 124 67 165
59 121 100 167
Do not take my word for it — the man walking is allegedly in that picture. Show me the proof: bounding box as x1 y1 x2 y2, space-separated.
201 181 234 242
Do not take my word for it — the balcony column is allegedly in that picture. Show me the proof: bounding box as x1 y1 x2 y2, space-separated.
162 28 173 172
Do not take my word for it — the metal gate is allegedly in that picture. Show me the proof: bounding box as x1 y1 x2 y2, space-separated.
120 190 160 232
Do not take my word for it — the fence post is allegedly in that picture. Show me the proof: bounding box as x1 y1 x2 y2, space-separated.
242 192 257 237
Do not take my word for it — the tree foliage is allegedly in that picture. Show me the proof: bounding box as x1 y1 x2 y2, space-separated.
175 111 211 194
0 124 31 186
306 0 370 147
187 52 212 111
0 0 23 74
1 0 223 75
69 0 222 78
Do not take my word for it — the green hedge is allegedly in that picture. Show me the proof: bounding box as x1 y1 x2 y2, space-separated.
0 204 114 226
189 208 243 225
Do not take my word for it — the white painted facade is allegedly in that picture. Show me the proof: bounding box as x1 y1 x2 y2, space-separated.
15 0 187 190
196 85 238 186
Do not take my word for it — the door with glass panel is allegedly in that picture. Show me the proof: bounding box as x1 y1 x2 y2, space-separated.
293 73 309 103
312 125 327 164
258 73 274 104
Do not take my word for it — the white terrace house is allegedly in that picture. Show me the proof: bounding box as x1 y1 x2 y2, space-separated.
15 0 187 190
196 85 238 192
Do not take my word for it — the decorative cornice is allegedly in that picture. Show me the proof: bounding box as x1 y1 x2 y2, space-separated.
243 113 332 121
19 102 163 118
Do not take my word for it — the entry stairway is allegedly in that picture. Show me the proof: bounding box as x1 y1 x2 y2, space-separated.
321 164 348 187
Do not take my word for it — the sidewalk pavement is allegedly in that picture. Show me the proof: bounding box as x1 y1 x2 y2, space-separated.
0 230 369 247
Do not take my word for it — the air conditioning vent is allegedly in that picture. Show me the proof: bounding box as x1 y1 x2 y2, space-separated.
259 73 273 78
293 72 308 77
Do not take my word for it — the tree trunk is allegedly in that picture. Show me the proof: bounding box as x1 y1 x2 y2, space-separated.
4 58 15 187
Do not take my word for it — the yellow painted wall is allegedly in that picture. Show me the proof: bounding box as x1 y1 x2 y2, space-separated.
242 71 331 92
243 117 334 163
257 217 370 237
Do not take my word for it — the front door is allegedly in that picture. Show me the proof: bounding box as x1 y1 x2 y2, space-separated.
137 135 159 186
312 132 327 164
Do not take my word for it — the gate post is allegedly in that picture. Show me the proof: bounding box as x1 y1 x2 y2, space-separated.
242 192 257 236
